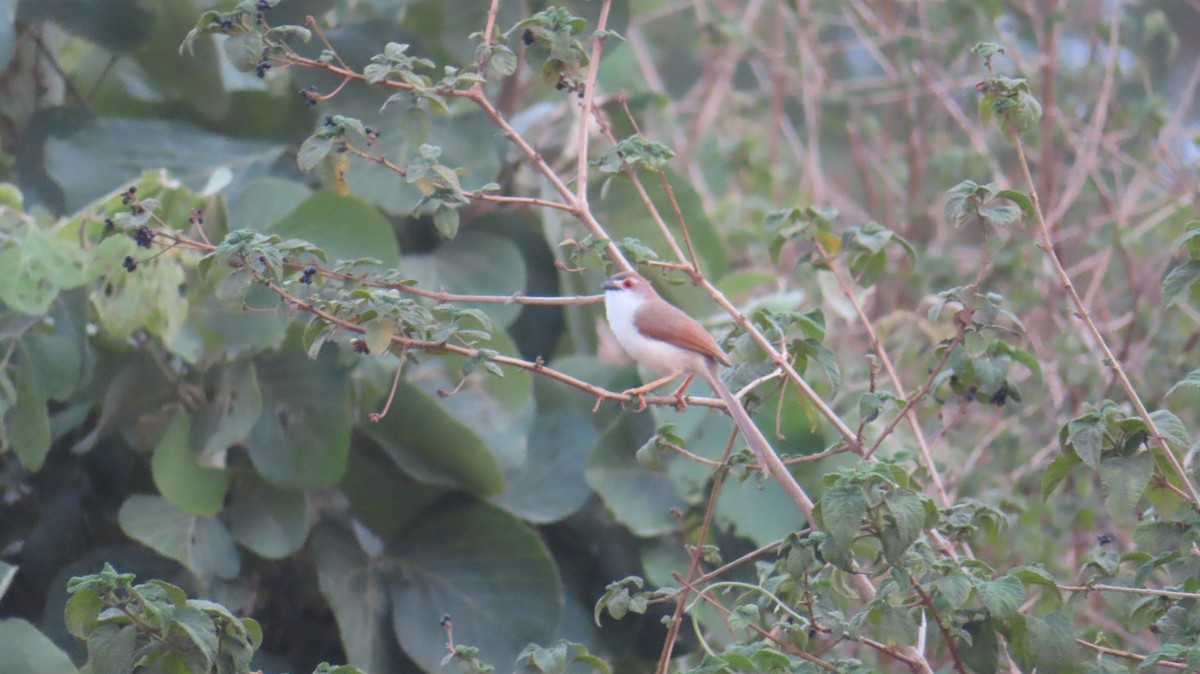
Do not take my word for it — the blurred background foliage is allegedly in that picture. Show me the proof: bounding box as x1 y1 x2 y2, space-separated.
0 0 1198 672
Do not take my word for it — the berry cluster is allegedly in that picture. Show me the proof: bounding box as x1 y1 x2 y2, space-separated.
299 265 318 284
122 256 137 272
134 225 154 249
299 85 319 107
365 126 380 146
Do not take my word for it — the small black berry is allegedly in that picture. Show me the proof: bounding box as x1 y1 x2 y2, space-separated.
1098 533 1112 546
104 218 115 232
122 256 137 272
134 225 154 248
352 339 369 354
521 28 535 46
300 265 318 284
324 116 335 126
299 86 319 106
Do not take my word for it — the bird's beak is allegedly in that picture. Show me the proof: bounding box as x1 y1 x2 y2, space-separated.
601 279 618 291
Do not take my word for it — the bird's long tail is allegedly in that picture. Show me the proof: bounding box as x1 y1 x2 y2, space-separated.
699 362 815 515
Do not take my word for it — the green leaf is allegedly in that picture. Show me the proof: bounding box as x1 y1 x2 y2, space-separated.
171 605 218 670
433 204 460 239
586 415 682 537
247 345 351 490
976 575 1024 619
90 236 189 341
959 619 999 674
1041 448 1080 499
495 410 595 523
818 484 867 552
1011 613 1077 674
0 223 89 315
386 499 562 674
1162 261 1200 305
403 230 526 328
222 32 263 72
311 525 399 674
996 189 1035 220
1009 564 1063 604
191 363 263 464
362 318 395 356
1165 369 1200 398
1099 453 1153 520
118 494 240 581
45 119 283 212
880 488 930 563
0 618 78 674
226 474 311 558
366 363 508 494
64 588 102 638
8 361 51 471
399 105 431 145
1066 416 1105 469
267 190 401 270
1149 409 1189 450
151 412 230 517
297 135 334 172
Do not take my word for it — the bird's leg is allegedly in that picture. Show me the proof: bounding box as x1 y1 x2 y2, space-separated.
669 374 695 411
623 373 681 412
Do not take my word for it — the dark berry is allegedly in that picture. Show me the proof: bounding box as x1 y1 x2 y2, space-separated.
352 339 369 354
257 0 271 9
521 28 535 46
135 225 154 248
122 256 137 272
324 116 335 126
300 265 318 284
256 61 271 78
555 82 565 90
103 218 115 232
299 86 319 106
440 614 452 626
1098 533 1112 546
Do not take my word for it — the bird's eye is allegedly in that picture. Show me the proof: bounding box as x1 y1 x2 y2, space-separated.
622 279 633 288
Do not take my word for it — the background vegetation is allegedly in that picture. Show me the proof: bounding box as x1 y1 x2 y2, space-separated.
1 0 1199 672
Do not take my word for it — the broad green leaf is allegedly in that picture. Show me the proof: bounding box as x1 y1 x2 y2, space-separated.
1162 261 1200 305
90 236 189 341
975 574 1024 619
222 32 263 72
1011 613 1077 674
386 499 562 674
226 475 311 558
1041 448 1080 499
24 290 89 401
151 412 230 517
226 177 311 231
64 588 102 638
818 484 867 552
365 374 506 496
1165 369 1200 398
118 494 240 581
1098 453 1153 520
85 624 137 674
0 618 78 674
495 409 595 523
266 189 400 269
403 229 526 328
190 362 263 464
1149 409 1189 450
247 344 351 490
171 606 218 670
932 572 974 609
0 222 89 315
959 619 999 674
312 525 402 674
8 361 51 471
880 488 930 563
1009 564 1062 604
1066 416 1105 469
586 410 682 537
297 136 334 172
45 119 283 212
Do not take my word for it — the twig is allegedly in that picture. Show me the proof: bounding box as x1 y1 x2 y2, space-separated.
1009 130 1200 508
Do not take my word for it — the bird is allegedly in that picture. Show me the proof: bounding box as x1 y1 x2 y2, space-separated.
601 270 793 483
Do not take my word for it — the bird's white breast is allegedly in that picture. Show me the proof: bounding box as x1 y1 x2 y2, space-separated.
605 290 707 376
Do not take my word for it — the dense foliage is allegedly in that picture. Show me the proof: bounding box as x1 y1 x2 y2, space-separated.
2 1 1200 673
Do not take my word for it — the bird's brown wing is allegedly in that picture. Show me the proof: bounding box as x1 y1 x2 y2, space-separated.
635 303 732 366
